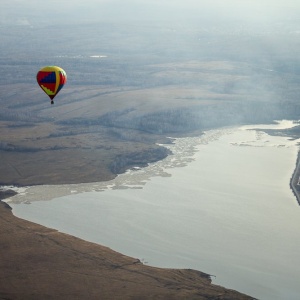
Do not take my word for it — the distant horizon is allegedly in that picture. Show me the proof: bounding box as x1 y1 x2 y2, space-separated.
1 0 300 27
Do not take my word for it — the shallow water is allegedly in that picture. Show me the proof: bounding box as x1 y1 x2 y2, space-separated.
6 121 300 300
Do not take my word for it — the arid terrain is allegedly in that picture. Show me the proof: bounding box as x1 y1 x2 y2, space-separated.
1 58 299 186
2 14 300 298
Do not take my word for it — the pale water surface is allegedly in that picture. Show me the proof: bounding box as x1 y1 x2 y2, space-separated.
5 120 300 300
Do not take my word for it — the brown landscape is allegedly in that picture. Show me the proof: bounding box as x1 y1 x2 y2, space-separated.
0 62 263 299
1 58 300 299
2 11 300 297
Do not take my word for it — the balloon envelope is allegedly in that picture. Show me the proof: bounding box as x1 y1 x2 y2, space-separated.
36 66 67 103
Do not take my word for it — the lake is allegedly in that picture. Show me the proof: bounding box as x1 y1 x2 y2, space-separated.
5 120 300 300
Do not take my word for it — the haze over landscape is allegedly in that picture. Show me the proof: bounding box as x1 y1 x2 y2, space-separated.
1 1 300 299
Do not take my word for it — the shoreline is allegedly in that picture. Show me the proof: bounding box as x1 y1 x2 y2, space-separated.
2 120 299 300
290 151 300 205
0 130 258 299
0 195 254 299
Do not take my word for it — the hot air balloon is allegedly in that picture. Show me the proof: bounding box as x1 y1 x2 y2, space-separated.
36 66 67 104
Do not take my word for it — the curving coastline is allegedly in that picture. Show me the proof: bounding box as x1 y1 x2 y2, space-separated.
0 191 254 300
1 120 298 298
290 151 300 205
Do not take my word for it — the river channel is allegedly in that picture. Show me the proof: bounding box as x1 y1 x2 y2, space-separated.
5 120 300 300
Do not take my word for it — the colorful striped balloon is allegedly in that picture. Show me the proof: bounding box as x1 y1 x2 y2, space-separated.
36 66 67 104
